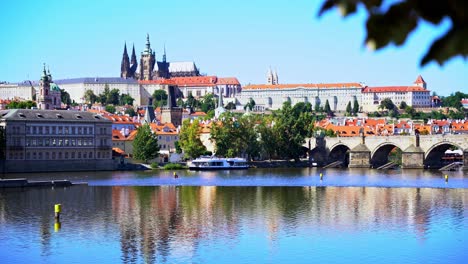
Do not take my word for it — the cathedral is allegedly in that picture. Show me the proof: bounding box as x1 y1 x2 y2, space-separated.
120 34 200 80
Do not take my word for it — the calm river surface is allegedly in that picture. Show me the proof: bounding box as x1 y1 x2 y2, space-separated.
0 168 467 263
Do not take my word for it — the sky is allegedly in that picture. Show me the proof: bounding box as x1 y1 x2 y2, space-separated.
0 0 466 96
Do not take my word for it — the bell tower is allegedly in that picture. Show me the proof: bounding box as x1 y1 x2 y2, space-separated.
139 34 156 80
38 64 52 110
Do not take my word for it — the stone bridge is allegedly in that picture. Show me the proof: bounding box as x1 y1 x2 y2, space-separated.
304 134 468 169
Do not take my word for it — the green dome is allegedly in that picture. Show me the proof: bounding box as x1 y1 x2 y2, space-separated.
50 83 60 92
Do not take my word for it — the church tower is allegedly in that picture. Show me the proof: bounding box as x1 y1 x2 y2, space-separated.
120 42 131 78
139 34 156 80
129 44 138 78
38 64 52 110
267 68 273 84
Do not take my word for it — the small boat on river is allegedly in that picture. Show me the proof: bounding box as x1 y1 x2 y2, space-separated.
188 156 249 170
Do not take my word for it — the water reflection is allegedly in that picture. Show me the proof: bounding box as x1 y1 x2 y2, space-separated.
1 185 466 263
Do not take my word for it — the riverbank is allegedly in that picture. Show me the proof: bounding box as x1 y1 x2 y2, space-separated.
0 178 86 188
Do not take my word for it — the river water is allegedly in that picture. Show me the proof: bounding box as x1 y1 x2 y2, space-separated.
0 168 466 263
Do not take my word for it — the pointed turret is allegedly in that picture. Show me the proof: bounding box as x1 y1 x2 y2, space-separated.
267 67 274 84
144 33 152 54
273 69 278 85
413 75 426 89
163 43 167 63
120 42 131 78
129 43 138 78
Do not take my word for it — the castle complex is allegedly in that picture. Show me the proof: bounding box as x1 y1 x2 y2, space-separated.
120 34 200 80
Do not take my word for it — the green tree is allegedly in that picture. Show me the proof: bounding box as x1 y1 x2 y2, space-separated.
185 92 200 111
174 141 182 154
442 91 468 109
105 105 116 114
125 108 136 117
271 101 314 161
119 93 134 106
60 89 71 106
225 101 236 110
179 119 207 159
292 102 312 115
6 100 36 109
314 101 321 112
346 101 352 115
257 118 278 160
244 98 256 111
324 99 332 115
399 101 408 110
353 99 359 114
380 98 396 111
132 124 160 163
83 89 97 104
319 0 468 66
98 85 110 104
107 88 120 105
153 89 168 107
200 93 216 113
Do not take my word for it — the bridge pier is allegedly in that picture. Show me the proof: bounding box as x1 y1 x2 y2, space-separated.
464 149 468 171
401 145 425 169
348 144 371 168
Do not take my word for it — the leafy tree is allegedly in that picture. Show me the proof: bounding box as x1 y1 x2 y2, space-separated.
324 99 332 115
257 118 277 160
105 105 116 114
98 85 110 104
185 92 200 111
442 91 468 109
60 89 71 106
83 89 97 104
225 101 236 110
6 100 36 109
380 98 396 111
314 101 321 112
271 101 314 161
319 0 468 66
200 93 216 113
120 93 134 106
179 119 207 159
346 101 352 115
176 98 185 108
244 98 256 111
399 101 408 110
353 99 359 114
174 141 182 154
125 108 136 117
292 102 312 115
107 88 120 105
132 124 160 163
153 89 168 107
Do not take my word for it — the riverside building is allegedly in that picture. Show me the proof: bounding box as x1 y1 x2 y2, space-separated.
0 109 114 173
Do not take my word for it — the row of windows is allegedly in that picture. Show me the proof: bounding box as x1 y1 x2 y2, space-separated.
8 151 111 160
26 125 94 135
26 137 95 147
158 135 179 141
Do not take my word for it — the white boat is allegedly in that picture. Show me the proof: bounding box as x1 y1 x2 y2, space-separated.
188 156 249 170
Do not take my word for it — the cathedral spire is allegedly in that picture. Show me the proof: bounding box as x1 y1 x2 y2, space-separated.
121 42 131 78
131 43 137 65
163 43 167 63
144 33 152 53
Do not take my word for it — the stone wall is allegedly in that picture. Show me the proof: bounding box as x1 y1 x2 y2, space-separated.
0 159 116 173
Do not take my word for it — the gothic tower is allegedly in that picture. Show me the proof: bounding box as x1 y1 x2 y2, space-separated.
38 64 52 110
267 68 274 84
129 44 138 78
120 42 131 78
139 34 156 80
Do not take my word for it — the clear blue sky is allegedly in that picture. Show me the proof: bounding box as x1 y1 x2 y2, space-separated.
1 0 466 96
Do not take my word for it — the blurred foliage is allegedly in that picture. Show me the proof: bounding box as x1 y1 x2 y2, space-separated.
319 0 468 66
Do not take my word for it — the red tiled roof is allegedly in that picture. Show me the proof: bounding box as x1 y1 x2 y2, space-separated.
217 77 240 85
243 83 363 90
414 75 426 84
362 86 429 93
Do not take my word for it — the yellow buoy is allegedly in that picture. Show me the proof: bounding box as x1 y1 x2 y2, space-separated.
445 174 448 183
54 204 61 220
320 173 323 180
54 221 61 232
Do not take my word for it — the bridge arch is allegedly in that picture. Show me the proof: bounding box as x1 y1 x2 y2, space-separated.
370 143 404 168
425 141 464 169
328 144 351 167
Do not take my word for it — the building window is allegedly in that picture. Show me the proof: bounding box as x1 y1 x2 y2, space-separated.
71 152 75 159
52 152 56 159
89 152 93 159
78 152 81 159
